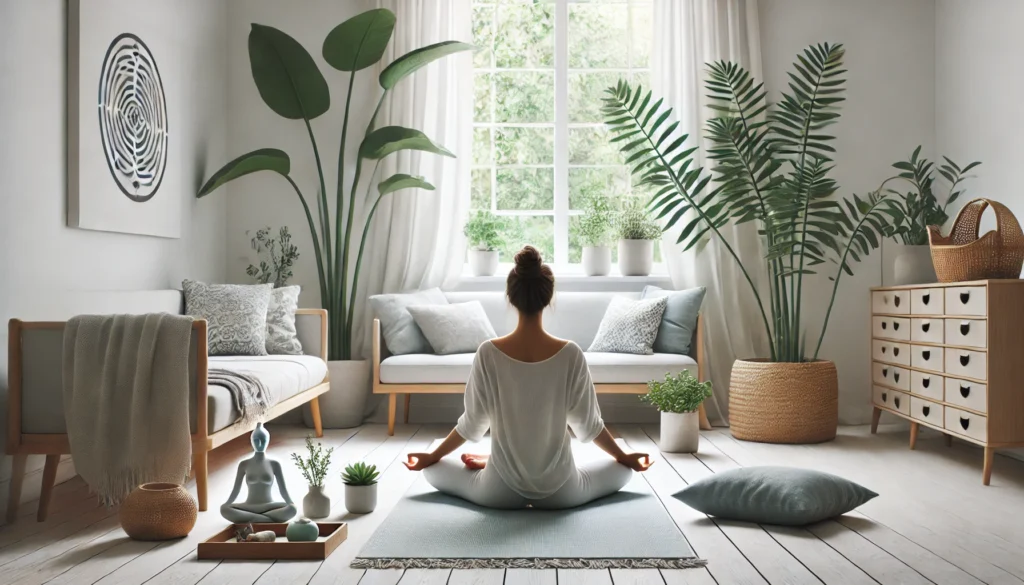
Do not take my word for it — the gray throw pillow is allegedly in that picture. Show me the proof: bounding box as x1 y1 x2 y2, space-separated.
266 285 303 355
369 288 449 355
407 301 497 355
673 466 878 526
587 296 667 355
183 280 273 356
641 285 706 355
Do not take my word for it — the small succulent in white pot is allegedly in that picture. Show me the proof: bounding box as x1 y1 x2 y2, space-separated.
641 371 713 453
342 462 380 514
463 210 507 276
616 198 661 276
578 194 616 276
291 436 334 519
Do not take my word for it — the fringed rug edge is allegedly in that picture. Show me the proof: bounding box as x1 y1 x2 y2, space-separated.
350 558 708 570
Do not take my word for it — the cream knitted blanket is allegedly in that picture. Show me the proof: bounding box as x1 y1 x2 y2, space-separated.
62 313 195 505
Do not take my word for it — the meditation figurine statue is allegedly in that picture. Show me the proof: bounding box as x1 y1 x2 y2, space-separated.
221 422 297 523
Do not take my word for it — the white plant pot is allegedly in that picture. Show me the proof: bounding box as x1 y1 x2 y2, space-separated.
302 485 331 519
582 246 612 276
882 242 937 286
344 484 377 514
304 360 370 429
660 411 700 453
618 239 654 276
468 249 499 276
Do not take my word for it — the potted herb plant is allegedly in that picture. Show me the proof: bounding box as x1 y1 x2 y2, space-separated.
604 44 911 443
616 198 661 276
464 210 506 276
342 461 380 514
290 436 334 519
884 146 980 285
578 194 615 276
642 371 713 453
196 10 473 429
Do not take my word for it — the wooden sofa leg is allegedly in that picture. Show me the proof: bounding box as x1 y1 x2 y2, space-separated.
403 394 411 424
388 393 397 436
37 455 60 522
6 454 27 524
309 397 324 438
194 449 209 511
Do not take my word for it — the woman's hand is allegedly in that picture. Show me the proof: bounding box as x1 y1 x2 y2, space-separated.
403 452 439 471
617 452 654 472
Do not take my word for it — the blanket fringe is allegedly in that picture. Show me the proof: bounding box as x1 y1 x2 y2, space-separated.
351 558 708 570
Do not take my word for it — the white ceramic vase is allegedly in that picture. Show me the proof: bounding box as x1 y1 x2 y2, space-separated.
618 239 654 276
582 246 612 276
302 485 331 519
344 484 378 514
882 242 937 286
468 249 499 276
660 411 700 453
304 360 370 429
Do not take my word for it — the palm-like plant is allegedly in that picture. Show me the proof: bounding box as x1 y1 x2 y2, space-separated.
887 146 980 246
196 10 473 361
603 43 904 362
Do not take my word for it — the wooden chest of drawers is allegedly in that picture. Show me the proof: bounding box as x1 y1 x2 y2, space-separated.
870 280 1024 485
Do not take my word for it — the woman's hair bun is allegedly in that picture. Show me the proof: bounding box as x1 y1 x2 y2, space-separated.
506 245 554 315
513 245 543 277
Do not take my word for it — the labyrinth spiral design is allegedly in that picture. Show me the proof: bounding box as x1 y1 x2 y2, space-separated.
97 33 168 202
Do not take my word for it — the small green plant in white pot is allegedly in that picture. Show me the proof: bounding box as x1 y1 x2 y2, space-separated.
291 436 334 519
642 371 713 453
464 210 506 276
578 195 616 276
616 198 661 276
342 462 380 514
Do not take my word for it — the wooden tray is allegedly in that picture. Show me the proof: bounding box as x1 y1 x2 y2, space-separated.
197 522 348 560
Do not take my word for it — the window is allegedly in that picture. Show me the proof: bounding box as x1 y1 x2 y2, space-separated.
472 0 656 269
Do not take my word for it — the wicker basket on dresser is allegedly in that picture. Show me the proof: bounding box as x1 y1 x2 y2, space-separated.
870 279 1024 485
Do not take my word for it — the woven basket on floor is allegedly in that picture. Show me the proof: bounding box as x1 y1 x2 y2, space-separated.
729 359 838 444
928 198 1024 282
119 483 197 541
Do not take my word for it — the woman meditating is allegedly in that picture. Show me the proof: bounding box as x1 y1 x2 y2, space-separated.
404 246 653 509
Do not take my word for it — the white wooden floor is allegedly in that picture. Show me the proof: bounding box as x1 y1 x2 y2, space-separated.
2 422 1023 585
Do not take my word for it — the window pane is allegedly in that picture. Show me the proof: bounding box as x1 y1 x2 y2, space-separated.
568 166 628 209
568 71 623 123
473 128 492 165
569 126 624 165
499 215 554 263
496 168 554 210
495 126 554 165
568 3 629 68
631 3 651 68
472 4 495 69
495 72 554 123
494 3 555 68
631 69 650 92
471 169 492 210
474 73 492 123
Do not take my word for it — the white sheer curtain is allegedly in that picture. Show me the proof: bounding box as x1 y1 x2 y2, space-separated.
653 0 766 425
355 0 473 358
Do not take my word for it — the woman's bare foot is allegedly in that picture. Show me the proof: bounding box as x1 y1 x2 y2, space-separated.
461 453 489 470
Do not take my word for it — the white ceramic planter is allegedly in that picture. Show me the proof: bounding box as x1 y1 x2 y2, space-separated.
302 485 331 519
882 242 937 285
618 239 654 276
582 246 612 276
660 411 700 453
468 249 499 276
344 484 378 514
304 360 370 429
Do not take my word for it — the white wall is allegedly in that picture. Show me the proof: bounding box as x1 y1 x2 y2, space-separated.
759 0 937 424
0 0 229 515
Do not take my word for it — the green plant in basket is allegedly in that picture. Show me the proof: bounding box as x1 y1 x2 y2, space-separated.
290 436 334 487
342 462 380 486
641 371 713 414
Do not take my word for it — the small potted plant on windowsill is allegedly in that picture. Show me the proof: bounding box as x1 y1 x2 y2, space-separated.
578 194 615 276
616 197 661 276
291 436 334 519
642 371 713 453
342 461 380 514
464 210 506 277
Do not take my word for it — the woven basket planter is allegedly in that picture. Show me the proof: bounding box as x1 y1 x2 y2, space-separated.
928 198 1024 282
119 483 197 540
729 359 838 444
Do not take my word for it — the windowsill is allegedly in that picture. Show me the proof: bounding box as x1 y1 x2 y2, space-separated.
453 268 672 292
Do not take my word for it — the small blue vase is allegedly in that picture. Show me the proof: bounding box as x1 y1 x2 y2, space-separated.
285 517 319 542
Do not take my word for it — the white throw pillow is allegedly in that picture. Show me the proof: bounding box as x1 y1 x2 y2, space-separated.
369 288 449 355
588 296 668 355
407 301 498 355
266 285 303 355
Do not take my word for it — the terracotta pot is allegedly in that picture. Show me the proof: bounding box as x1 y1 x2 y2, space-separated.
119 483 197 540
729 359 838 444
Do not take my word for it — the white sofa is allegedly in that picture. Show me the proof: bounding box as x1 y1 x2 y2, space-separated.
373 291 707 434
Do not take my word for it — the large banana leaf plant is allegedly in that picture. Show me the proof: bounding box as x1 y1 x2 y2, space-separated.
603 43 905 362
197 10 473 361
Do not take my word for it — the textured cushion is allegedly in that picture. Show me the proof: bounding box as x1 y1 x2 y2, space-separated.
183 280 272 356
266 285 302 355
642 285 705 355
673 466 878 526
370 288 449 355
588 296 668 355
407 301 497 355
206 355 328 433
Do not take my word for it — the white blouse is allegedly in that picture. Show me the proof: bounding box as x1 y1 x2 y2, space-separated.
454 340 605 499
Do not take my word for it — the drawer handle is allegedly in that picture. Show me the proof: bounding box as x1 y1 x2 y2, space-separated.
922 405 931 417
882 367 889 378
921 322 930 333
960 417 970 431
922 293 930 305
894 396 901 409
960 354 970 367
922 350 931 361
893 321 901 331
881 345 887 354
883 294 889 305
960 291 970 304
882 321 888 330
960 385 971 398
922 377 930 389
893 347 900 357
894 296 902 308
893 372 901 383
960 322 970 336
882 392 888 403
